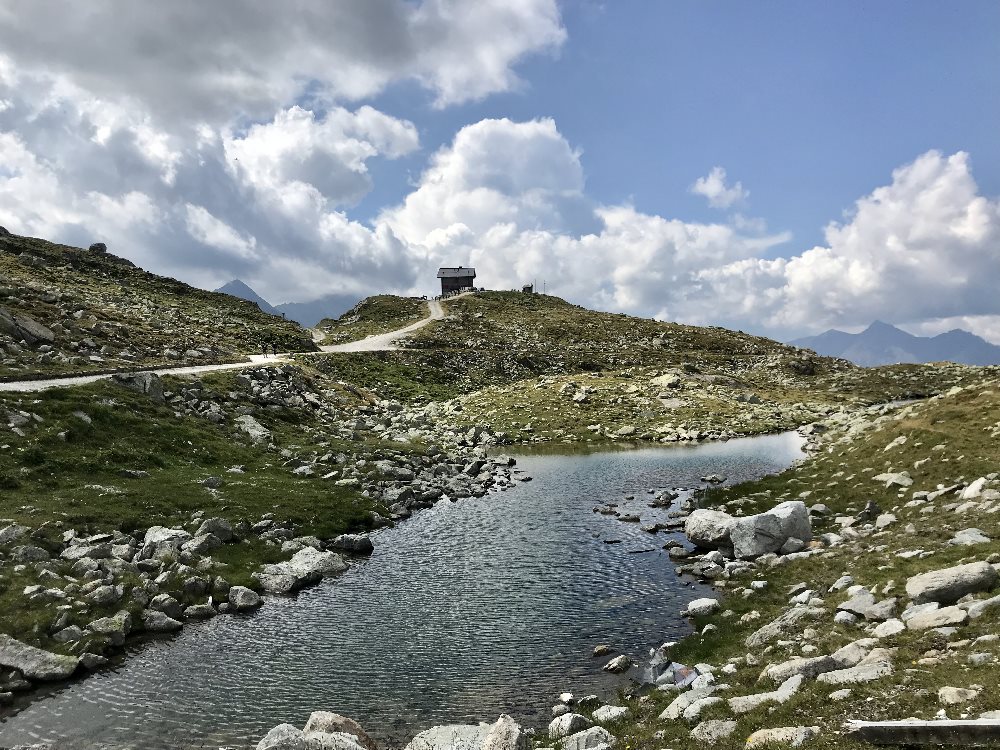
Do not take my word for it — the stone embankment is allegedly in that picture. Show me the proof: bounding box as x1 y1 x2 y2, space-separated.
248 380 1000 750
0 363 522 708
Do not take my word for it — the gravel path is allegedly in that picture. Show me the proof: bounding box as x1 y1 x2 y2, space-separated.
0 297 455 393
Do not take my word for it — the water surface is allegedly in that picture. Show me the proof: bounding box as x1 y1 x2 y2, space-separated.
0 431 804 749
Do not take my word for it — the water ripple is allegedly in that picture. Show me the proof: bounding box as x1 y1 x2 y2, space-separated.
0 432 803 749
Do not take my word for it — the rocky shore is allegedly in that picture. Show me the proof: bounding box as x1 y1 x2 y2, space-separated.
248 379 1000 750
0 363 522 712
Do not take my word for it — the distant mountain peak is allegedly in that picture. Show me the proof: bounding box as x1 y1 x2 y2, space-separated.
214 279 278 316
791 321 1000 367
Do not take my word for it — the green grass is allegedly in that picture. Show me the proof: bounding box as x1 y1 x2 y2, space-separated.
596 379 1000 749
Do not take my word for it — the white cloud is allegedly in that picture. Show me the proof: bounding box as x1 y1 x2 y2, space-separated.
691 166 749 209
0 1 565 121
184 205 258 260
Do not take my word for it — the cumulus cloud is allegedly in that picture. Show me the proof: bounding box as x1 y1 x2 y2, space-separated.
691 166 749 209
0 0 565 120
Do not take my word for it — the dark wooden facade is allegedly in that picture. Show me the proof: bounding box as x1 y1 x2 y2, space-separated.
437 266 476 295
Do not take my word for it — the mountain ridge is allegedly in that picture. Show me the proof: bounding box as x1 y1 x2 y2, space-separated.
213 278 356 327
792 321 1000 366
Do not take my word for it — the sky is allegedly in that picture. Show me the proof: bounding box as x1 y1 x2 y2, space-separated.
0 1 998 342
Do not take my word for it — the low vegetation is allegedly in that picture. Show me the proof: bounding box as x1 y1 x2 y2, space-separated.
315 294 428 345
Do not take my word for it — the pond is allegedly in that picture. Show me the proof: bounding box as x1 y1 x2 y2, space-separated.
0 431 804 749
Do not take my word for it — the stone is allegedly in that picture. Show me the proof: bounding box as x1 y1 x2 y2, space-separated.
873 472 913 488
88 610 132 646
0 307 55 345
602 655 631 673
816 648 893 685
592 705 627 723
236 415 272 444
142 609 183 633
746 726 820 748
481 714 529 750
873 619 906 638
0 523 29 545
549 713 591 740
89 242 107 253
949 528 991 546
184 604 217 619
684 598 719 617
139 526 192 561
660 687 720 721
183 533 222 555
939 686 980 705
837 590 897 622
112 372 165 403
253 547 348 595
728 674 803 714
332 534 374 555
746 606 823 648
229 586 263 611
761 639 875 683
257 724 307 750
690 720 737 744
403 724 492 750
195 517 235 542
561 727 615 750
0 634 79 681
905 605 969 630
729 501 811 559
683 509 733 549
150 593 184 620
303 712 377 750
905 562 999 605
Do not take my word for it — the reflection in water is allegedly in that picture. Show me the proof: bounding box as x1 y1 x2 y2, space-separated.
0 432 804 749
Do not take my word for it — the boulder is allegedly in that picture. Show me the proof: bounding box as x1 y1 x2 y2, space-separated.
403 724 492 750
684 510 733 549
89 242 107 253
602 655 631 673
729 501 811 560
549 714 591 740
0 634 79 681
592 706 627 723
746 606 823 648
142 609 183 633
253 547 348 595
112 372 165 403
303 712 377 750
229 586 263 611
561 727 616 750
87 610 132 646
816 648 893 685
905 562 999 605
690 720 737 744
481 714 529 750
683 598 719 617
236 415 272 444
258 724 307 750
905 605 969 630
195 517 235 542
746 726 819 748
0 307 55 345
729 674 803 714
139 527 192 561
332 534 374 555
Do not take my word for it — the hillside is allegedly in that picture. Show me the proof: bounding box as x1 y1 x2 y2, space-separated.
0 232 316 380
793 320 1000 366
300 292 990 445
315 294 428 345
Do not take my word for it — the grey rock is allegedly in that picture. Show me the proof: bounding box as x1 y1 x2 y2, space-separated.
481 714 529 750
746 606 823 648
257 724 307 750
332 534 374 555
112 372 165 403
0 634 79 681
139 527 191 561
549 713 591 740
403 724 492 750
684 510 733 549
592 705 627 723
88 610 132 646
253 547 348 595
905 562 999 604
729 674 803 714
905 605 969 630
816 648 893 685
141 609 183 633
229 586 263 611
949 528 991 546
183 604 217 619
690 720 737 744
746 726 819 748
561 727 615 750
729 501 811 559
303 712 377 750
236 415 272 444
195 517 234 542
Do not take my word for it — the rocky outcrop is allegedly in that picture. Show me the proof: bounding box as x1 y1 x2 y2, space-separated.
729 501 811 559
683 510 733 549
112 371 165 403
0 306 55 346
0 635 78 681
904 561 998 605
253 547 348 595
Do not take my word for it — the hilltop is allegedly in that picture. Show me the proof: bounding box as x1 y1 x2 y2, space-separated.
792 320 1000 367
301 292 989 445
0 231 315 380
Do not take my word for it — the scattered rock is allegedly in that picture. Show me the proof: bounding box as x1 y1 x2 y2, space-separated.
905 562 998 605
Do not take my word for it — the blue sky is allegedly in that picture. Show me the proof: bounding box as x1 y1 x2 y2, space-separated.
360 1 1000 251
1 1 999 341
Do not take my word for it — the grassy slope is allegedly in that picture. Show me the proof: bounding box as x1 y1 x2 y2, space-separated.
0 233 315 379
398 292 989 443
315 295 427 345
605 379 1000 750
